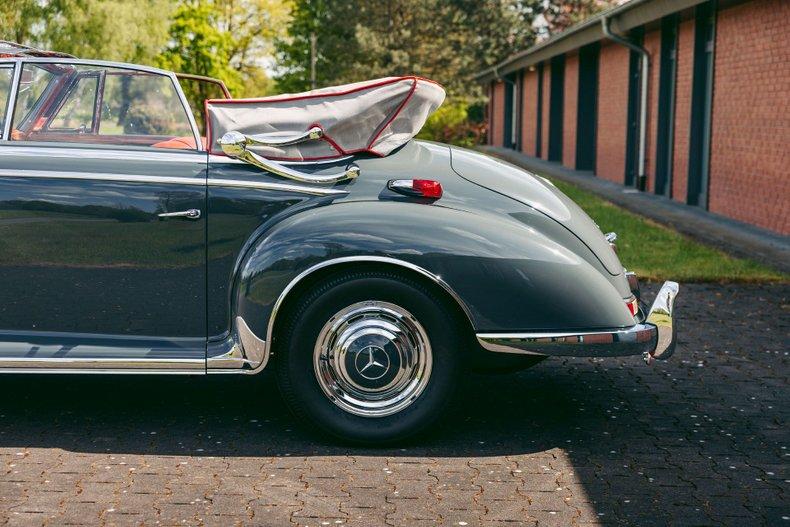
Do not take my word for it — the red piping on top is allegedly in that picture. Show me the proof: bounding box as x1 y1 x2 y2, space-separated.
205 76 443 159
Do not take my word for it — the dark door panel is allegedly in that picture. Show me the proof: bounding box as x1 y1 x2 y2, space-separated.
0 144 207 360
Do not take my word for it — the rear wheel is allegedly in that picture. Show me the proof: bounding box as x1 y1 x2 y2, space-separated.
275 271 461 444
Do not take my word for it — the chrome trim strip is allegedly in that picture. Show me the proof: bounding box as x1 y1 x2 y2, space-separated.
0 168 346 195
207 178 348 196
1 62 21 141
0 369 203 375
0 57 173 76
169 70 203 151
0 168 205 186
0 144 207 163
250 256 477 375
0 357 204 370
477 324 657 358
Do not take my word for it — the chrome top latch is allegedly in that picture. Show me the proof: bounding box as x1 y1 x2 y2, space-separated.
217 129 359 185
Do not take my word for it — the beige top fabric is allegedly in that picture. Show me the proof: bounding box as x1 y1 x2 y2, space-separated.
206 76 445 161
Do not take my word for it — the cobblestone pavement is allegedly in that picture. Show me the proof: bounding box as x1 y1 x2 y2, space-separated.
0 283 787 526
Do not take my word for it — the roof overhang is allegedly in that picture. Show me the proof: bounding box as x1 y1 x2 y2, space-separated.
475 0 708 83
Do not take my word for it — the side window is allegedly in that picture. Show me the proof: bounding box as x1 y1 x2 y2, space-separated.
11 63 196 150
0 67 15 138
49 75 99 131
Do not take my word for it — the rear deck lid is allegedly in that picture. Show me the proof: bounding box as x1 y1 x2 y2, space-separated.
449 147 623 276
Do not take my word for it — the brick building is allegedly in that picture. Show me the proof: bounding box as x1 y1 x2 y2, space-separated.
478 0 789 235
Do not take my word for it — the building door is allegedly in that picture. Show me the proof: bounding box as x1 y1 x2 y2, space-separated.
655 14 679 197
576 42 601 171
625 27 645 187
548 55 565 162
687 0 716 207
575 43 599 171
503 77 513 148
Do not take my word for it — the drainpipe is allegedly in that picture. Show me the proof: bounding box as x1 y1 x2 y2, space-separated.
602 16 649 191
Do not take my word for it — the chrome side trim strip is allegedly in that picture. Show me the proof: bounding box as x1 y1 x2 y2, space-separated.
0 145 207 163
477 324 657 358
0 168 347 196
0 369 202 375
0 357 205 370
207 178 348 196
251 256 477 375
0 168 205 186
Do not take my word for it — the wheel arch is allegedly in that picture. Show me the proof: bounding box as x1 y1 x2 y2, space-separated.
263 256 477 367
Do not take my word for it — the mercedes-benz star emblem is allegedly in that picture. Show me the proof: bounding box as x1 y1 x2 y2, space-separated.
354 345 390 381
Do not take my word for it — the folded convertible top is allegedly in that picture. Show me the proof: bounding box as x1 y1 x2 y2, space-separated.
206 76 445 161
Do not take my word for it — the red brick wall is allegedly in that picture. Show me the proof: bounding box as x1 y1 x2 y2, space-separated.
541 63 551 159
520 69 539 156
708 0 790 234
563 53 579 169
672 19 694 203
490 80 506 147
643 29 661 192
595 42 630 182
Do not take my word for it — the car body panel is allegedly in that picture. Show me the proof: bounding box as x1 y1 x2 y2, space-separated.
0 142 207 364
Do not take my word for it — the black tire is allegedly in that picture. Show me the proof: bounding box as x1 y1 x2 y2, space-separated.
275 270 461 444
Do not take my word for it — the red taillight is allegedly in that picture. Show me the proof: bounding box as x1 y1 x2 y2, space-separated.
626 297 639 317
387 179 443 199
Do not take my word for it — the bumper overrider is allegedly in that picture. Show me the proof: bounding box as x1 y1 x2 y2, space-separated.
476 280 679 365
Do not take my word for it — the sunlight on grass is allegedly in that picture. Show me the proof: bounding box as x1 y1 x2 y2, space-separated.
551 179 786 283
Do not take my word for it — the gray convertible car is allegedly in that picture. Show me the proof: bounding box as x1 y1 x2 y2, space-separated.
0 42 678 443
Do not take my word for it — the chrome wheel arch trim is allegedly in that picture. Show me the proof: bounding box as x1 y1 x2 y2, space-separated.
239 256 476 375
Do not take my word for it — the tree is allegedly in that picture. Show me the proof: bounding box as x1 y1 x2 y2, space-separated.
44 0 173 63
0 0 44 44
542 0 617 35
158 0 290 97
275 0 540 98
274 0 360 93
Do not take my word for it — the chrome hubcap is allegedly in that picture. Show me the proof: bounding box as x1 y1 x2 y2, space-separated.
313 301 432 417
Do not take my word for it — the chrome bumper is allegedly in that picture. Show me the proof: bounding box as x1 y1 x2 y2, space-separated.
476 281 679 364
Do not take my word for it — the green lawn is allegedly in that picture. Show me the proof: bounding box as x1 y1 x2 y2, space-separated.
550 179 786 283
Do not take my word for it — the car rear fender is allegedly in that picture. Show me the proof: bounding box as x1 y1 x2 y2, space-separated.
230 201 637 364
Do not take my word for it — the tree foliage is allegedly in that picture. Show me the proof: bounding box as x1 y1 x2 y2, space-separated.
542 0 617 35
275 0 541 99
157 0 290 97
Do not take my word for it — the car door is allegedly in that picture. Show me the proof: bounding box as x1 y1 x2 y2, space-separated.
0 60 207 371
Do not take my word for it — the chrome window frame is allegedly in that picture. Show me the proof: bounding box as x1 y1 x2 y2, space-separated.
0 57 202 151
0 62 21 141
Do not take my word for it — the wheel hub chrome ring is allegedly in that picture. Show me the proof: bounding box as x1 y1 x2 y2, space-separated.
313 300 433 417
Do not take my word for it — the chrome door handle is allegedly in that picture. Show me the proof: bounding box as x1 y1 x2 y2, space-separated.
158 208 201 220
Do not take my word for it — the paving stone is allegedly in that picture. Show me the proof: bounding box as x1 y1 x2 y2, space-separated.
0 283 785 526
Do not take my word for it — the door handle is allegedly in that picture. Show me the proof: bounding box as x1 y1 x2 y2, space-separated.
157 208 201 220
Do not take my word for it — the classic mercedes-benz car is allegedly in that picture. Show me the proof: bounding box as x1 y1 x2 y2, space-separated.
0 42 678 443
